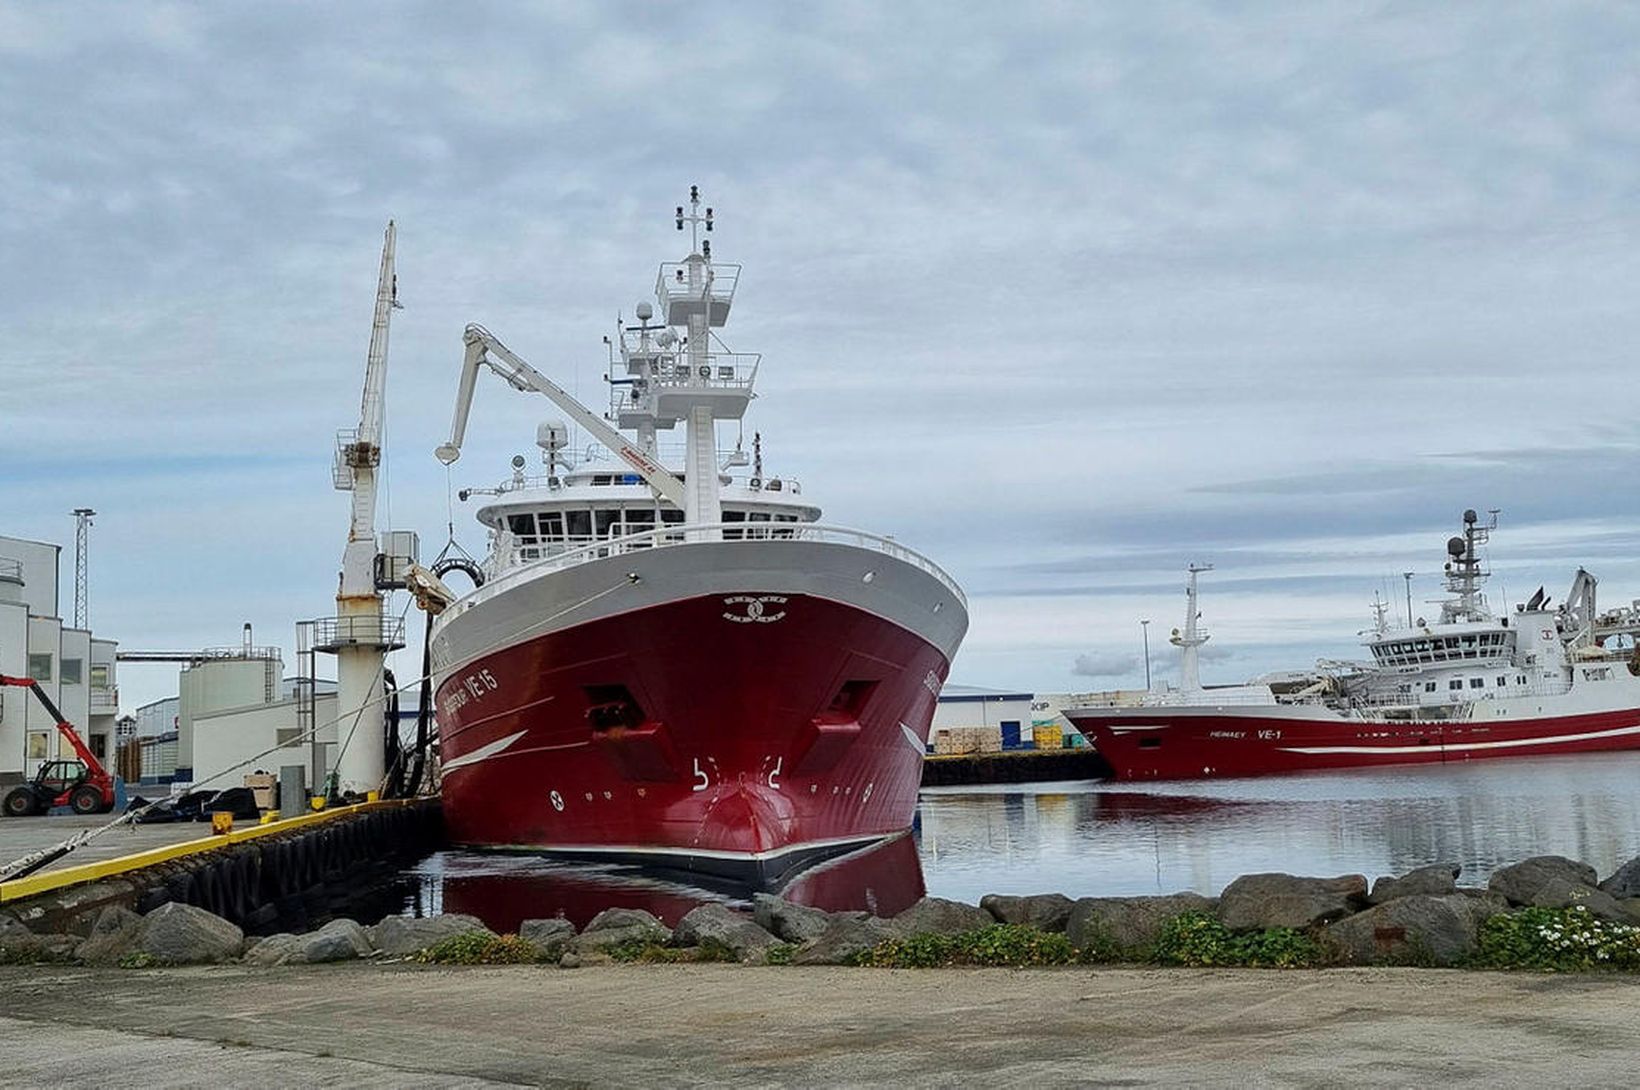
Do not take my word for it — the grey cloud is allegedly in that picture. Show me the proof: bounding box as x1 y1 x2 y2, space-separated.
1072 652 1141 678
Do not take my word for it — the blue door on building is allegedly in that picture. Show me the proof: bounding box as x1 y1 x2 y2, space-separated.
1000 720 1022 749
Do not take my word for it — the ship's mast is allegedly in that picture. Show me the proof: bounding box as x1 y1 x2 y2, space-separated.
1439 508 1496 624
1171 563 1213 693
610 185 756 530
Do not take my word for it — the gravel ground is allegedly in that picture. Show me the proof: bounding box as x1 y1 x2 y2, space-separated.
0 962 1636 1087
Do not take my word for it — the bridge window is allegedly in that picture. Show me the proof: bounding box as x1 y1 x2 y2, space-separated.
594 509 621 538
566 510 592 538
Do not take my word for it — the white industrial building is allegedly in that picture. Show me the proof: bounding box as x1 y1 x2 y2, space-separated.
931 684 1037 753
127 645 343 789
0 534 120 788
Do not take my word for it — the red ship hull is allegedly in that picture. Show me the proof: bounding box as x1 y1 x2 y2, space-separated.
1066 705 1640 781
435 588 951 887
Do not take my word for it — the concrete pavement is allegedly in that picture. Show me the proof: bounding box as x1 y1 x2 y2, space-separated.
1 963 1636 1086
0 813 216 876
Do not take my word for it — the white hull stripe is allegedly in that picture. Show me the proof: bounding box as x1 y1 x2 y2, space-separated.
900 722 927 756
460 831 888 863
1280 722 1640 757
441 729 528 773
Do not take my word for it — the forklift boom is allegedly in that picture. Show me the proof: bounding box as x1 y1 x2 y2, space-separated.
0 674 112 783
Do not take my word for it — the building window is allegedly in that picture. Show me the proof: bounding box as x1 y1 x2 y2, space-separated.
91 734 106 760
26 731 48 760
90 663 110 689
60 658 83 686
1496 676 1507 687
1424 682 1437 693
27 654 52 682
1469 678 1484 689
1449 679 1463 691
275 728 302 748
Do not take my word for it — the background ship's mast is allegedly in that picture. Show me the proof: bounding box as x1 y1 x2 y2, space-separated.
1171 563 1213 692
1440 508 1496 624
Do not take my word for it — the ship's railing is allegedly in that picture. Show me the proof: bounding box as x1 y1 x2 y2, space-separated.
655 262 740 310
1143 688 1277 708
486 522 966 607
1342 676 1576 712
614 350 760 394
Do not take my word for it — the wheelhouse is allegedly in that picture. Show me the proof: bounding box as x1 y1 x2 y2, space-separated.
474 468 823 566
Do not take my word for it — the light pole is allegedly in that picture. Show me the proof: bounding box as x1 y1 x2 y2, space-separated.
1140 619 1152 691
1402 572 1414 628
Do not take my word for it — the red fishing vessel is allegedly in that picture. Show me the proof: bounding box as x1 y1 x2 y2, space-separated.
426 190 968 887
1065 511 1640 780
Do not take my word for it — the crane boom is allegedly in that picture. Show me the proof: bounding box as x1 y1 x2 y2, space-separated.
436 324 688 508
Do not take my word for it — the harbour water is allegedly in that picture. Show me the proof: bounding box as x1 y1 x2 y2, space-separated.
393 753 1640 929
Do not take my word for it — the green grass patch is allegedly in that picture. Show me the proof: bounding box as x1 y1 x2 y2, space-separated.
1149 912 1322 968
859 924 1078 968
118 951 161 969
764 943 797 966
411 932 544 965
607 937 740 963
1474 906 1640 972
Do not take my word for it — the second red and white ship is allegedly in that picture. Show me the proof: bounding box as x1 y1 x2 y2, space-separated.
1066 510 1640 780
425 190 968 887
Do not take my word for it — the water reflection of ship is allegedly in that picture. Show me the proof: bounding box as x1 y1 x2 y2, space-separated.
915 761 1640 901
408 831 925 931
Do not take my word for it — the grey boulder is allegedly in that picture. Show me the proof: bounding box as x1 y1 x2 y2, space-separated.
371 913 492 957
752 894 836 944
293 918 373 963
1525 877 1640 924
1217 873 1367 931
672 904 780 959
519 918 577 959
791 914 903 966
981 893 1075 932
893 897 993 935
140 901 244 964
1369 863 1461 905
1488 856 1599 906
74 906 147 966
0 924 78 963
1324 893 1498 966
243 933 301 967
1067 893 1216 954
1599 856 1640 899
575 907 670 952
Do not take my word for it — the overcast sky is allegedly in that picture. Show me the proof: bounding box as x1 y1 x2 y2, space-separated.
3 2 1639 711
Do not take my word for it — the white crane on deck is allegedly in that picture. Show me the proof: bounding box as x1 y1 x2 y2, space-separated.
321 221 405 797
436 324 688 507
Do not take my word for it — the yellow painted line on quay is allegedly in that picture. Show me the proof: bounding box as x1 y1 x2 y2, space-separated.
0 798 421 905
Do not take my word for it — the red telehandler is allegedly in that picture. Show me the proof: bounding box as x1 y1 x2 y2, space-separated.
1 674 117 817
